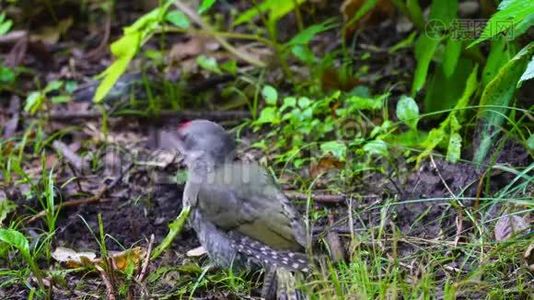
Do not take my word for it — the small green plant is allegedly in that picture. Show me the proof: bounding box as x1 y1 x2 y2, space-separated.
0 228 46 292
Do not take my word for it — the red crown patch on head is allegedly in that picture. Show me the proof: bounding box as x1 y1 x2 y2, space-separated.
178 120 192 131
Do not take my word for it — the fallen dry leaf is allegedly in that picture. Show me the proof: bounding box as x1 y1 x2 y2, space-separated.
52 246 146 271
186 246 207 257
341 0 396 35
494 214 528 241
52 247 97 268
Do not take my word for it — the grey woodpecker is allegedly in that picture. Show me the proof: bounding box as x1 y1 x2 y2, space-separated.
174 119 309 299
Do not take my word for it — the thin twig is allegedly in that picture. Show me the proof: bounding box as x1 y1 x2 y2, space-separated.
137 234 155 282
26 163 133 224
284 191 346 204
95 265 116 300
173 0 266 67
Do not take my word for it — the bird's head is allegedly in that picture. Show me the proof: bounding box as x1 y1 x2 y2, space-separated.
175 119 236 167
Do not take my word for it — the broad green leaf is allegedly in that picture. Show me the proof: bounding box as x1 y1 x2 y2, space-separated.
51 95 71 104
297 97 311 108
446 115 462 163
425 57 474 112
94 32 141 103
446 133 462 163
0 229 30 258
396 95 419 130
514 13 534 38
482 38 511 87
519 55 534 84
220 60 237 75
262 85 278 105
416 128 446 164
166 10 190 29
255 107 279 124
346 95 385 111
416 65 478 164
474 42 534 164
0 199 16 225
527 134 534 150
454 64 479 120
0 66 15 83
0 19 12 36
405 0 424 30
443 39 462 77
429 0 458 26
280 96 296 112
24 91 44 114
196 55 222 74
291 45 316 64
198 0 216 14
363 140 389 157
44 80 63 93
412 35 440 95
234 0 306 25
320 141 347 160
469 0 534 47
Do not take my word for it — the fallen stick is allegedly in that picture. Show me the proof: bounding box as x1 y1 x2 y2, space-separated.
26 163 133 224
25 110 251 122
284 191 346 204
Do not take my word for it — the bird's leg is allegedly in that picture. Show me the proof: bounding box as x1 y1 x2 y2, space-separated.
261 268 277 300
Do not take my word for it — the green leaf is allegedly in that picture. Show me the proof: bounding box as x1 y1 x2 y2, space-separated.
527 134 534 150
51 95 71 104
287 20 336 46
0 19 12 36
320 141 347 160
297 97 311 108
406 0 425 30
482 38 511 87
412 35 440 95
262 85 278 105
280 96 296 112
0 66 15 83
474 42 534 164
363 140 389 157
220 60 237 75
94 32 141 103
429 0 458 26
446 115 462 163
0 229 30 258
24 91 44 114
166 10 190 29
425 57 474 112
469 0 534 47
255 107 278 125
519 55 534 84
198 0 216 14
234 0 305 26
0 199 16 226
196 55 222 74
396 95 419 130
346 95 385 111
291 45 316 64
446 132 462 163
44 80 64 93
443 39 462 77
416 128 446 164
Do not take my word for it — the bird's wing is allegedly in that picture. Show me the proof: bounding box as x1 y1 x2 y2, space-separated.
196 163 306 251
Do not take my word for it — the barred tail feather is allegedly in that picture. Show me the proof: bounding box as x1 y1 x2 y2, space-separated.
229 234 309 273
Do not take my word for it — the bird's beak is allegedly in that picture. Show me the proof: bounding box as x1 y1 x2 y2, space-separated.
158 130 186 154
